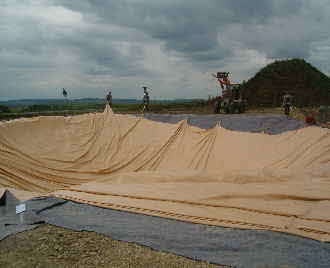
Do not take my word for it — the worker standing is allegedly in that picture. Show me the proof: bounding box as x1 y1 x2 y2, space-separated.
142 86 150 111
62 88 68 99
282 92 293 116
106 90 112 107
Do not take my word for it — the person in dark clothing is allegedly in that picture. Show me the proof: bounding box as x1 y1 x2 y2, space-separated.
282 92 293 116
62 88 68 98
106 90 112 107
142 86 150 111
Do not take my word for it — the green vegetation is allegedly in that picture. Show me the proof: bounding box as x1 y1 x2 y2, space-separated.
242 58 330 107
0 105 10 113
136 100 207 113
0 100 209 121
19 100 206 113
23 102 105 112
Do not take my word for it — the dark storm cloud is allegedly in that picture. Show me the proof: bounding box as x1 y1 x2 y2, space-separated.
54 0 228 60
1 0 330 99
53 0 309 62
52 1 229 61
55 30 149 77
0 1 155 98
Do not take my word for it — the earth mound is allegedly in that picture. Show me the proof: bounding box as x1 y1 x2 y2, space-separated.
242 58 330 107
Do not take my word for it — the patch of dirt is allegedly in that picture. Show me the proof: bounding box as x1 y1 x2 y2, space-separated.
0 225 228 268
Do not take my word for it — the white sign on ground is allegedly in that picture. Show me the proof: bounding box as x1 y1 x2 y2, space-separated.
15 203 26 214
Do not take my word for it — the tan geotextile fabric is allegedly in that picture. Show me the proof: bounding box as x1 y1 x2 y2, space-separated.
1 105 330 241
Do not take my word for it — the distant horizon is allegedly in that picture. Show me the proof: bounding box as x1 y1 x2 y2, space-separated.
2 1 329 100
0 97 205 107
0 97 204 102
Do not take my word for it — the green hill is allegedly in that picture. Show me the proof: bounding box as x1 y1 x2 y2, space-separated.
242 59 330 107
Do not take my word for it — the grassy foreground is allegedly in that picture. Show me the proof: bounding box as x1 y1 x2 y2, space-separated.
0 225 226 268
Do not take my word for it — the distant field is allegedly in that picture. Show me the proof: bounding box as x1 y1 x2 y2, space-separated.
1 100 328 129
0 100 208 120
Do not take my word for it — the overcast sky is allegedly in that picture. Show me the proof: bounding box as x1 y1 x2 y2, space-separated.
1 0 330 100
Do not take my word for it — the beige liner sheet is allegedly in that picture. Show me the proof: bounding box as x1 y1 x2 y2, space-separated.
1 105 330 241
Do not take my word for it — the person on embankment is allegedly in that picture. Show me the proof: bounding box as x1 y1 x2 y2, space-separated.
106 90 112 107
282 92 293 116
142 86 150 112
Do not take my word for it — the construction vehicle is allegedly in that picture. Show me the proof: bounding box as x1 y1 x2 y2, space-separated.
212 72 246 114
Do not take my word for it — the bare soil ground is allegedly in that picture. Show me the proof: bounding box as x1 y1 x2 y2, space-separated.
0 225 226 268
